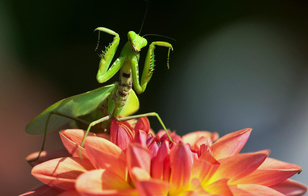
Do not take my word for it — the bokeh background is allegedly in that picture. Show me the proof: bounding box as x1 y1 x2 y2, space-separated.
1 0 308 195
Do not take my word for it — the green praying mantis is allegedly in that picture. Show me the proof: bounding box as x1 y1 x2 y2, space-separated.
26 27 173 159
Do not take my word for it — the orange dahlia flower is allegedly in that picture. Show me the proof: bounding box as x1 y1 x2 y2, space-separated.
22 118 307 196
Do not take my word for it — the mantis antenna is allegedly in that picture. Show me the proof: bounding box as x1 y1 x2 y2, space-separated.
143 34 176 42
138 0 150 34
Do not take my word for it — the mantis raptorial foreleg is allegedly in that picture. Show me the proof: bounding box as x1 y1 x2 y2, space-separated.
132 41 173 94
95 27 122 83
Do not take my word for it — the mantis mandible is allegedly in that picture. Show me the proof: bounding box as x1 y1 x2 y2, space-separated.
26 27 173 159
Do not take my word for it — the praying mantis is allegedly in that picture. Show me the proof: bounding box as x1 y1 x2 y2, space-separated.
26 27 173 158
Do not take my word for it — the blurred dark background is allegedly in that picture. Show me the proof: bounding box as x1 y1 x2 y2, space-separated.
1 0 308 195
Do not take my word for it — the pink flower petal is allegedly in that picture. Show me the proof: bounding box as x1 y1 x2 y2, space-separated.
75 169 137 196
211 128 252 160
133 130 148 147
148 141 159 157
134 117 150 133
270 179 307 196
151 141 171 181
156 130 180 143
110 120 134 151
84 136 127 179
60 129 96 159
231 184 285 196
32 157 95 190
182 131 219 150
26 149 71 167
170 142 193 188
208 150 269 184
19 185 63 196
131 167 172 196
127 144 152 174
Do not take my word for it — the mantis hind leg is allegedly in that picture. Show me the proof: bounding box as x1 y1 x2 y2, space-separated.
33 111 90 161
116 112 173 142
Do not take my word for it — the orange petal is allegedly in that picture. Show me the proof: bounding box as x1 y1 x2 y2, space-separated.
231 184 285 196
60 129 96 159
211 128 252 160
19 185 63 196
270 179 307 196
84 136 125 160
189 178 211 195
209 150 269 184
170 142 193 188
131 167 172 196
258 157 302 171
96 133 110 140
110 120 134 151
127 144 152 174
84 136 127 179
191 156 220 184
231 157 303 186
75 169 137 196
58 190 81 196
232 158 303 186
199 144 216 161
151 141 171 181
205 179 233 196
26 149 71 167
130 167 151 181
135 180 172 196
232 169 303 187
179 192 204 196
182 131 219 148
32 157 95 190
192 144 220 183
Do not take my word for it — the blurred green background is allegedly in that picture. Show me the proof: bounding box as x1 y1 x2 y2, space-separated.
1 0 308 195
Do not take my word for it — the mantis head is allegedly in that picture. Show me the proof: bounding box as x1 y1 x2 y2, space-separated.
128 31 147 52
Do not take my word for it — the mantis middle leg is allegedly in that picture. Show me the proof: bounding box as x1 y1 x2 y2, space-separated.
78 115 112 158
117 112 173 142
